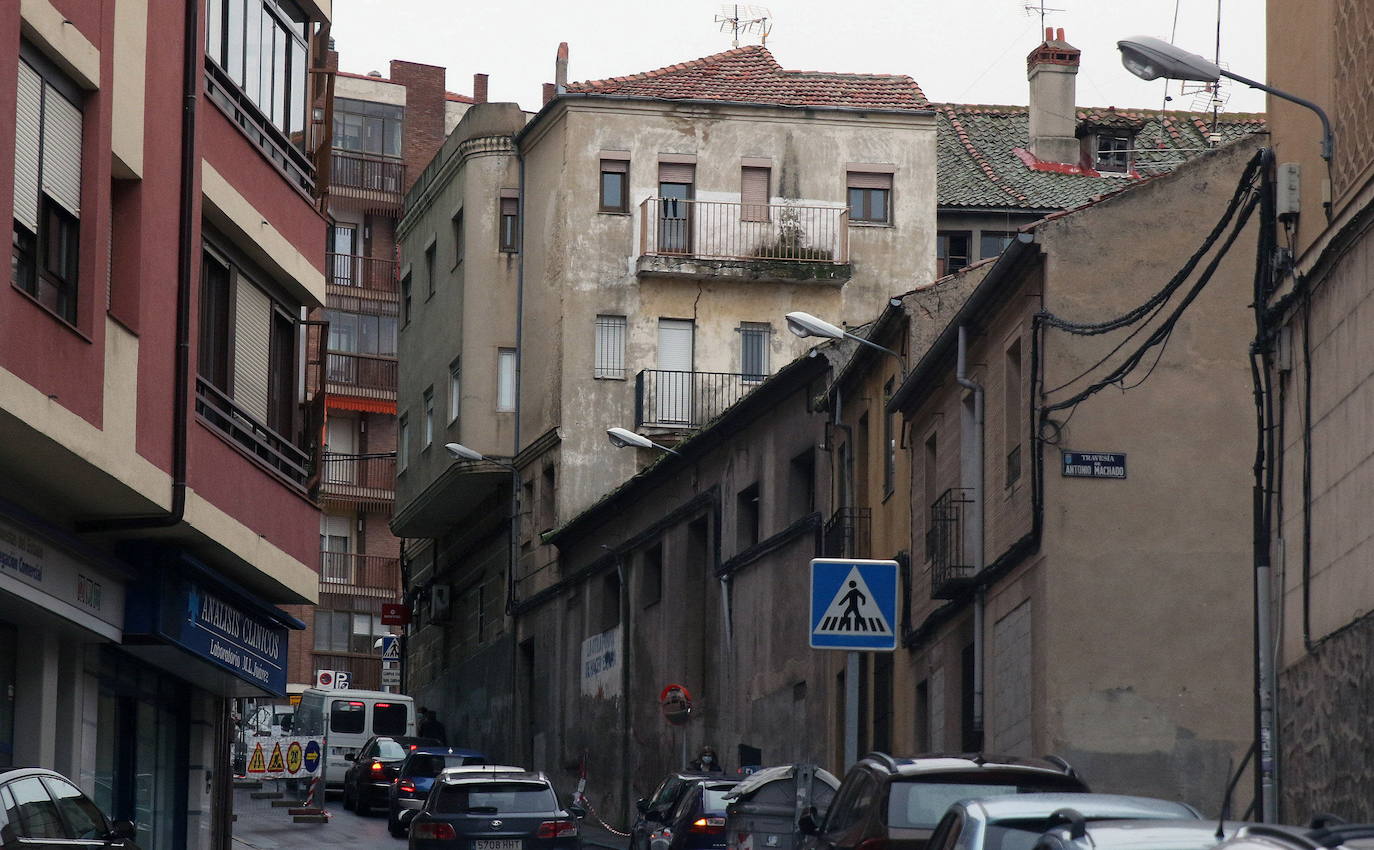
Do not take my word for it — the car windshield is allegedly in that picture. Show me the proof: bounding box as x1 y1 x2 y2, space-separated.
433 782 558 815
702 788 735 813
406 755 486 778
887 783 1020 828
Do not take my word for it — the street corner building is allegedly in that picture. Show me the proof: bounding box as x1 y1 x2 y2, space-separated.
0 0 334 847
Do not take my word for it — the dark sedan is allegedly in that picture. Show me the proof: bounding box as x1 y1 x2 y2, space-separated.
0 767 138 849
405 770 585 850
343 735 440 815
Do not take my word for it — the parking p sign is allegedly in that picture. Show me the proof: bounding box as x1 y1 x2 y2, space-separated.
809 558 898 651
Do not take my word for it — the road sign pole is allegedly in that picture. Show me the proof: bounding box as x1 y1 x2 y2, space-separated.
844 651 859 768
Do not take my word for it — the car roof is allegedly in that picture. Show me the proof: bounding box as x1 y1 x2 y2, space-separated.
407 746 486 757
0 768 66 783
964 793 1199 822
1222 825 1374 850
438 765 532 782
1044 820 1255 850
881 754 1079 779
440 771 549 787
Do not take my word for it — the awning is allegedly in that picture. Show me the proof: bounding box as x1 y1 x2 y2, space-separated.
327 395 396 414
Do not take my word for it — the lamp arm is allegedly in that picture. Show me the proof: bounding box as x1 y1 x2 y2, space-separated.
842 331 908 377
648 440 681 456
1220 69 1333 164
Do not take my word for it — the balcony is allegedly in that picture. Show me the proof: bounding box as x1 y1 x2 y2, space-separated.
634 369 765 430
327 253 399 297
194 378 311 491
823 507 872 559
319 452 396 507
330 151 405 212
928 488 976 599
319 551 401 598
637 197 851 285
326 351 397 400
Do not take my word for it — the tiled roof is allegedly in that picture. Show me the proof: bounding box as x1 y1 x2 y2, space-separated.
936 103 1266 210
566 45 928 111
446 92 475 104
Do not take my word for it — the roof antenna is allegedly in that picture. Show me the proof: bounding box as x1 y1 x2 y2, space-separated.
1021 0 1065 34
715 4 773 48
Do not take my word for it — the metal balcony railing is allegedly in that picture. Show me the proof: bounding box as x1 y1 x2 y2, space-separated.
326 252 398 293
194 378 311 490
319 552 402 596
319 452 396 505
325 351 397 397
330 151 405 208
823 507 872 559
634 369 766 429
639 198 850 264
928 488 976 599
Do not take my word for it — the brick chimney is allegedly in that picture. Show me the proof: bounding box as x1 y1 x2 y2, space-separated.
542 82 556 106
555 42 569 93
473 73 488 104
1027 27 1081 164
389 60 446 193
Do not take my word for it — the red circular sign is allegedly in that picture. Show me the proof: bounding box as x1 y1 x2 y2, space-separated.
318 671 333 686
659 683 693 703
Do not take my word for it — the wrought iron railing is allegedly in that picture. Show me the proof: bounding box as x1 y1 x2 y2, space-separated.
319 551 402 596
634 369 765 429
326 252 398 293
319 452 396 504
639 197 850 263
325 351 397 396
928 488 976 599
823 507 872 559
194 377 311 490
330 151 405 204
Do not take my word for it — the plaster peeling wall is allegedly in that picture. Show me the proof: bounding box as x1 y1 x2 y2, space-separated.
992 600 1032 756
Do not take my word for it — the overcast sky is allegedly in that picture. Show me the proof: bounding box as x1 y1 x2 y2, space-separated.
329 0 1266 115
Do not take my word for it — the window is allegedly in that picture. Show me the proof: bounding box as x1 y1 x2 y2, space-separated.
595 315 627 379
330 700 366 734
199 252 233 393
937 231 971 277
883 378 896 497
423 387 434 448
737 483 760 550
1005 338 1022 486
788 449 816 520
641 542 663 607
452 209 464 267
204 0 311 145
924 431 937 559
600 159 628 213
13 55 83 325
425 241 436 298
497 348 517 411
323 309 397 357
979 231 1015 261
7 777 64 839
1095 133 1132 173
499 196 519 252
398 414 410 471
846 172 892 224
739 322 770 382
658 163 695 253
448 358 461 424
331 97 404 158
401 272 412 325
42 777 106 840
741 166 770 221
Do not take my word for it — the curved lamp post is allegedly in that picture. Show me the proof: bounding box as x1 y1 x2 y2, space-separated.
785 311 907 376
606 427 680 456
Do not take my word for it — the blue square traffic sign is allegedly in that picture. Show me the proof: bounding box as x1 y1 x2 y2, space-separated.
809 559 899 651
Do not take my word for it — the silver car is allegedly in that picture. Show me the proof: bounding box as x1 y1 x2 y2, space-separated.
925 794 1201 850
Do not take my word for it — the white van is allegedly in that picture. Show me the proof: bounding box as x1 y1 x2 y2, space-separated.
295 688 416 787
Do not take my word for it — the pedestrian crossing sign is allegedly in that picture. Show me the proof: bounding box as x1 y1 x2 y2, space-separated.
809 559 898 651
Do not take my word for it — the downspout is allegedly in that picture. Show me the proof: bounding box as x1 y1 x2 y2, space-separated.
617 551 632 817
80 0 198 533
833 381 858 769
956 326 986 744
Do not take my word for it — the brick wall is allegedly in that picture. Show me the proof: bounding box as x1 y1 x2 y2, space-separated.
283 603 317 684
389 60 448 194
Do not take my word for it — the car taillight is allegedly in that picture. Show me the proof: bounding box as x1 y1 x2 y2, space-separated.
537 820 579 839
369 761 386 778
412 822 457 840
399 781 417 794
690 818 726 834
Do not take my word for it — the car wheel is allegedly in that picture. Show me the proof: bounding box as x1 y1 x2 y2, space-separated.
389 816 405 838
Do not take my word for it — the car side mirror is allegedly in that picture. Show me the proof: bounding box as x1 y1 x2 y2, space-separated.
636 798 650 814
398 809 418 826
568 804 587 819
798 808 819 836
110 820 137 841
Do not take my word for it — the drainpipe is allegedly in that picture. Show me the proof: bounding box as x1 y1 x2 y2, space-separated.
956 326 986 743
832 382 858 769
80 0 198 533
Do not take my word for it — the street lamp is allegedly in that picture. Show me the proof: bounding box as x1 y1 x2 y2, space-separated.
785 311 906 376
1117 35 1332 164
606 427 680 456
444 442 516 469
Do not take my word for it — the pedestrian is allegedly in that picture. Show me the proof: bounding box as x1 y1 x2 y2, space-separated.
688 745 723 773
418 706 447 743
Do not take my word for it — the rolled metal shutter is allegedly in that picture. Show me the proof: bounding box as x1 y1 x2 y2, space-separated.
846 171 892 190
234 281 273 423
13 61 42 231
658 162 694 185
741 166 769 221
41 87 83 216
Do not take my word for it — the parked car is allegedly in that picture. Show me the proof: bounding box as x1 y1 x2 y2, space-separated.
925 794 1201 850
801 753 1091 850
1035 817 1255 850
634 772 717 850
343 735 440 815
657 778 740 850
0 767 138 849
402 769 586 850
1214 822 1374 850
386 751 495 837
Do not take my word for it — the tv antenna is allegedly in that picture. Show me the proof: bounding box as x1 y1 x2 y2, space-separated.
1021 0 1065 32
715 4 773 48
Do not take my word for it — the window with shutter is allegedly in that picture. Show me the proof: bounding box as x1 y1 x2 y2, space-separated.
741 167 770 222
595 315 627 379
739 322 770 382
499 197 519 252
600 159 629 213
234 282 274 424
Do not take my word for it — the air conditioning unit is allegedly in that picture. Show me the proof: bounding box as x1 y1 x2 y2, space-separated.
430 584 451 622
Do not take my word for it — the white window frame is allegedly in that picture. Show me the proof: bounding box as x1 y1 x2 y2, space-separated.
423 387 434 448
448 358 461 424
497 348 517 412
398 414 410 472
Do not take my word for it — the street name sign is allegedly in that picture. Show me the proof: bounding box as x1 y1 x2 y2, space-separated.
809 558 898 651
1061 451 1126 479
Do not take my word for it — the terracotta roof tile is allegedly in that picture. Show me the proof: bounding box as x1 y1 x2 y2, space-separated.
565 45 927 110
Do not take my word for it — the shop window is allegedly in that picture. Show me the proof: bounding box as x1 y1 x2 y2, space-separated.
330 699 366 734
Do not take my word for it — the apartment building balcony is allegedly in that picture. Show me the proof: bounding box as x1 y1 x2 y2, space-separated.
319 452 395 508
326 253 399 300
319 552 402 598
637 198 851 285
195 378 312 491
326 351 397 400
823 506 872 559
330 151 405 212
634 369 767 431
928 488 976 599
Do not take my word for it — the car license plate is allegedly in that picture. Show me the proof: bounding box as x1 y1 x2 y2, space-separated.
475 841 522 850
